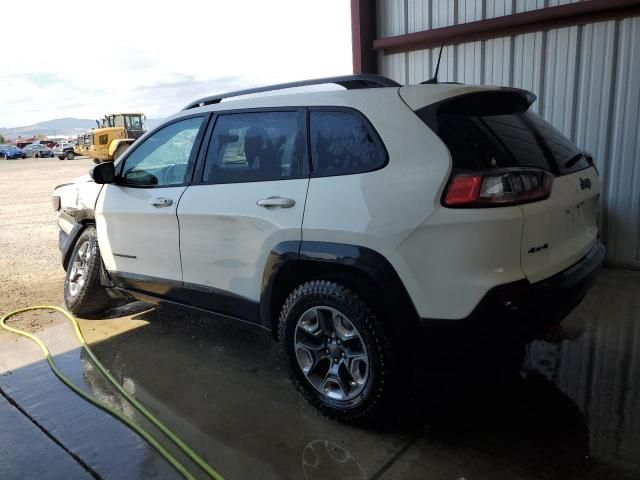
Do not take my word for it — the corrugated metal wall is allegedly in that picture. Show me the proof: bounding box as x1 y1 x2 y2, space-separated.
376 0 640 268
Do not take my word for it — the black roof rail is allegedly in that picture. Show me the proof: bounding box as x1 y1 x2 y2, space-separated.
182 74 401 111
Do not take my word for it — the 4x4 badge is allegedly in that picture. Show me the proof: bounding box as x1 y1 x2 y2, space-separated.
580 177 592 190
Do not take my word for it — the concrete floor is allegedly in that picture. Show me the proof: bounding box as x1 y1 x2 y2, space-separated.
1 267 639 480
1 158 639 479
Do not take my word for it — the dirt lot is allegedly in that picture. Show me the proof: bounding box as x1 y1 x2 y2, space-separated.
0 157 95 320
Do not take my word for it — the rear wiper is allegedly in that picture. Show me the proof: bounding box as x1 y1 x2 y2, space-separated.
564 152 586 169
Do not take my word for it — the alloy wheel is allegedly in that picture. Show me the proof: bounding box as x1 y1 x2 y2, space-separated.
294 306 370 402
68 241 91 297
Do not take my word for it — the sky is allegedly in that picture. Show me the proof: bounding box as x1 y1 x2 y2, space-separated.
0 0 352 127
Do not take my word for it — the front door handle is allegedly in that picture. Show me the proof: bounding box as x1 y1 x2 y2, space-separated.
150 197 174 208
257 196 296 208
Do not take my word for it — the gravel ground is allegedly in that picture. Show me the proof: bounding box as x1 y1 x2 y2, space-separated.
0 157 95 326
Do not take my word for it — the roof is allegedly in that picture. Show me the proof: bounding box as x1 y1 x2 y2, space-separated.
182 74 400 110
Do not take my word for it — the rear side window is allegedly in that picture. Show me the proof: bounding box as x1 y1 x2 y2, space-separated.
417 92 590 176
202 111 301 184
310 110 386 176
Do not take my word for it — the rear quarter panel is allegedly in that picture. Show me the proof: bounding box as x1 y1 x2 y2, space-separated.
301 92 451 257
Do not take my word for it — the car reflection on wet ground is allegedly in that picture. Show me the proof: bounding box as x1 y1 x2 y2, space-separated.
1 267 639 480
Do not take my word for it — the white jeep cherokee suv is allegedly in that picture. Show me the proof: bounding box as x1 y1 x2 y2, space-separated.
53 75 604 422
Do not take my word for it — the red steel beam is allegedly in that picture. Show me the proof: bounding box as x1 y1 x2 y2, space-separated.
351 0 378 74
373 0 640 55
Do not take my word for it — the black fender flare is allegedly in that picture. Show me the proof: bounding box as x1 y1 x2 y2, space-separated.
59 208 95 270
260 241 422 344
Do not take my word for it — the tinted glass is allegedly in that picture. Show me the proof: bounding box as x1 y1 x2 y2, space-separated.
525 112 590 174
418 97 589 176
202 111 299 184
122 116 204 186
125 115 143 130
435 113 552 171
310 111 385 175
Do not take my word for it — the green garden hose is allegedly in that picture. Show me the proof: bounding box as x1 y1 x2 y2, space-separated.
0 305 224 480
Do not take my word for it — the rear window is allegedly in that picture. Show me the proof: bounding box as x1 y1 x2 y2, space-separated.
417 91 591 176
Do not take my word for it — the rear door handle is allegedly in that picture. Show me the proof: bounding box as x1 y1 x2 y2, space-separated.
150 197 174 208
257 196 296 208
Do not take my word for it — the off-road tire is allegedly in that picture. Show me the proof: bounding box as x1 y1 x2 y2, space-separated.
66 151 75 160
64 226 114 316
279 280 394 424
58 156 65 160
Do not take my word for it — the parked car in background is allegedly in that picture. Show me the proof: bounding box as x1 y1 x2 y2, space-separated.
23 144 54 158
0 145 27 159
53 142 77 160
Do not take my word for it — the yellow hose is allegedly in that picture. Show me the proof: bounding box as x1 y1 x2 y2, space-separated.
0 305 224 480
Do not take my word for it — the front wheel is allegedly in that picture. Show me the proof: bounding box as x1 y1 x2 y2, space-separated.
66 151 75 160
64 226 115 316
279 281 394 424
58 156 65 160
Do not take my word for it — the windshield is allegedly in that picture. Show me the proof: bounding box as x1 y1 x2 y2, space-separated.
125 115 143 130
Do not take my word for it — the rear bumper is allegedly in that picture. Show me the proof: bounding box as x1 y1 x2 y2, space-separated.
492 240 604 324
423 240 605 339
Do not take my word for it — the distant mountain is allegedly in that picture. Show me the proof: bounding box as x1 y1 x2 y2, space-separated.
0 117 164 140
0 118 94 139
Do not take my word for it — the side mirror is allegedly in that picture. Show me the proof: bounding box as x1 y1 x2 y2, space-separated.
90 162 115 184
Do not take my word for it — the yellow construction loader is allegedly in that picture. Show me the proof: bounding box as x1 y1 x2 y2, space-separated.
75 113 146 163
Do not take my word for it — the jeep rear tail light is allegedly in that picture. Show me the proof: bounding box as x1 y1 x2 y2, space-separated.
443 169 552 207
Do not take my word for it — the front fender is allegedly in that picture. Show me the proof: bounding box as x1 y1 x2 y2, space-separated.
108 139 134 157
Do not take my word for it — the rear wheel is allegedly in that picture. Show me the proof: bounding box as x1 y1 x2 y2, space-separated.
66 151 74 160
279 280 394 423
64 226 115 316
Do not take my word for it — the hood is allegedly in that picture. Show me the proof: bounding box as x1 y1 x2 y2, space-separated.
54 174 92 190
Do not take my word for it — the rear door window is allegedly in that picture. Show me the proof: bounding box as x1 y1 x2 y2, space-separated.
202 111 302 184
309 110 387 176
